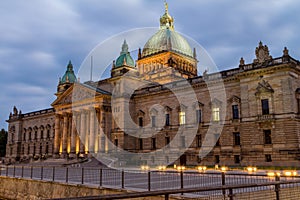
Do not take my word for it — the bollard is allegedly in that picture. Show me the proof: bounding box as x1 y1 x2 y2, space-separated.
148 171 151 191
121 170 125 188
13 166 15 177
30 166 33 179
275 174 280 200
6 166 8 176
41 167 44 180
52 166 55 182
66 167 69 183
21 166 24 178
222 172 226 196
81 168 84 184
180 171 184 195
99 168 102 187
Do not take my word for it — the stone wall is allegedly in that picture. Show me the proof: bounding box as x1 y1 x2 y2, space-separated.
0 176 175 200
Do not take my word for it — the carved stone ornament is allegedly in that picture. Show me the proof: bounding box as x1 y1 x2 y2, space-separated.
254 41 272 64
255 80 274 96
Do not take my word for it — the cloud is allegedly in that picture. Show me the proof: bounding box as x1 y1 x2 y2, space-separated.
1 0 300 128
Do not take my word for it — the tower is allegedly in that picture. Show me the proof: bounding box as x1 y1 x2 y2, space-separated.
136 1 198 84
56 61 77 95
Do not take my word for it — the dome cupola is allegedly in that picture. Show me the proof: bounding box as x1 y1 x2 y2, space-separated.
61 60 77 84
141 1 194 59
114 40 135 68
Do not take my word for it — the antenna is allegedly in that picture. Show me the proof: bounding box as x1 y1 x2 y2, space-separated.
90 56 93 81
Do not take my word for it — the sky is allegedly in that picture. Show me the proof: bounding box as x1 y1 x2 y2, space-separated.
1 0 300 129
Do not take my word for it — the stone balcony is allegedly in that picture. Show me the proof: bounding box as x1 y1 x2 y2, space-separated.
257 114 275 121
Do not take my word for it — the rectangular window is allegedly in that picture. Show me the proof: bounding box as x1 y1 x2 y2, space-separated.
212 107 220 122
181 136 185 147
232 105 239 119
196 135 202 147
151 138 156 150
165 136 170 146
151 116 156 127
165 114 170 126
233 132 241 146
265 154 272 162
215 134 220 146
264 130 272 144
196 110 202 123
215 155 220 164
114 139 118 147
261 99 269 115
297 99 300 114
234 155 240 164
179 111 186 125
138 117 143 127
139 138 143 150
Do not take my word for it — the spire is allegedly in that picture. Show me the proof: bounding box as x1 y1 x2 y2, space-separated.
164 0 168 14
193 48 197 59
121 40 129 55
160 0 174 30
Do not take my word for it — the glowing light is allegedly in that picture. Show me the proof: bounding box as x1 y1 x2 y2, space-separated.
284 171 297 176
267 172 275 177
158 166 166 171
177 166 186 171
221 166 227 172
197 166 207 171
141 165 150 170
246 167 257 173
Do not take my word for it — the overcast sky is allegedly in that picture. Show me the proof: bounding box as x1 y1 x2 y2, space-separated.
1 0 300 129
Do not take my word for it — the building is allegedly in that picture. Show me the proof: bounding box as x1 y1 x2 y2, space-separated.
5 3 300 167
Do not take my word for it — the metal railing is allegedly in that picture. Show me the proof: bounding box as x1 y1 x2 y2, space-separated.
1 165 300 199
46 179 300 200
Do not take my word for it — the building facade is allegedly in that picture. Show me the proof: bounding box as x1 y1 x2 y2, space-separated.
5 4 300 167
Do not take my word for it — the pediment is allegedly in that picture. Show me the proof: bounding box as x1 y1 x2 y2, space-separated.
228 95 241 104
52 83 109 106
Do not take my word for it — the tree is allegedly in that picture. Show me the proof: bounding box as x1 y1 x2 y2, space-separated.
0 128 8 157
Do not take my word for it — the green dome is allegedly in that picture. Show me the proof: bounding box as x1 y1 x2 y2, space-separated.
61 61 77 83
142 28 193 58
115 40 135 68
142 2 193 58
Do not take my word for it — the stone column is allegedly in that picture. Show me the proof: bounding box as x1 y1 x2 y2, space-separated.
80 111 86 154
54 114 61 156
89 109 95 154
62 114 68 156
70 113 77 156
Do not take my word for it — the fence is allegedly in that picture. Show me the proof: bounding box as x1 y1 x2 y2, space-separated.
1 165 300 199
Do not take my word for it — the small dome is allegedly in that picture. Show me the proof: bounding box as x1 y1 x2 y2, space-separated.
115 40 135 68
142 28 193 58
61 61 77 84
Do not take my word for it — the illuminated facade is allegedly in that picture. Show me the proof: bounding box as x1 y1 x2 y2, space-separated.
5 3 300 167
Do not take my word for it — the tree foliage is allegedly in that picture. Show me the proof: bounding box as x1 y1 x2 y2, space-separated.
0 128 8 157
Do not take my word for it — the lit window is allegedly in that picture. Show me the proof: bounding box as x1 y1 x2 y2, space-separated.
212 107 220 122
179 111 186 125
